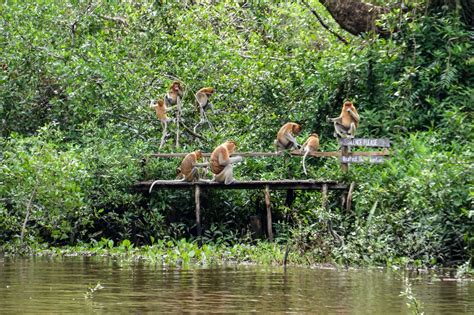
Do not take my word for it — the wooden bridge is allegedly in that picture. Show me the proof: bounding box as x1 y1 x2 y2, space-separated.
133 138 390 243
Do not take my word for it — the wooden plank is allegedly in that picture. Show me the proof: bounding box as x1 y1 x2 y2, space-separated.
339 138 390 148
148 150 388 159
149 152 281 158
138 180 348 192
340 155 386 164
264 185 273 242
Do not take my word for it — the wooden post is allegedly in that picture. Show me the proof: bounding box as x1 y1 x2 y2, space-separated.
341 145 349 172
194 184 202 238
264 185 273 242
321 183 328 210
322 183 344 246
345 182 355 212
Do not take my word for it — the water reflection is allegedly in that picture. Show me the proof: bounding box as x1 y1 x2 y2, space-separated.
0 257 472 314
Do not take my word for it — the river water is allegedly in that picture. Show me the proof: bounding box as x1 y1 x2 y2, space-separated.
0 256 472 314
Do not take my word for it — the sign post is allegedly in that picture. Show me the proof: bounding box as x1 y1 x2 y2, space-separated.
338 138 390 172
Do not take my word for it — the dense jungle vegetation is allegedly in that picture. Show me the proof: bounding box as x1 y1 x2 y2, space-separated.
0 1 472 268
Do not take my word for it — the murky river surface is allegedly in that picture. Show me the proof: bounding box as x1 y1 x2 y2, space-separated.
0 256 472 314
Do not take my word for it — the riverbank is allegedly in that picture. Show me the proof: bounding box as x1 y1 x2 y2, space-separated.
3 239 472 279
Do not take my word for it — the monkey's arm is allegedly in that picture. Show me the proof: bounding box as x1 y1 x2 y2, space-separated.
218 154 242 166
193 162 209 167
348 109 360 123
285 132 300 148
229 156 243 164
327 115 342 123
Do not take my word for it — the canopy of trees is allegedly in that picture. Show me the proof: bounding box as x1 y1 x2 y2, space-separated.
0 1 472 267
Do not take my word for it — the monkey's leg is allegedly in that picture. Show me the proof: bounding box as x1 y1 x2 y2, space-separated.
184 167 199 182
193 121 203 133
214 164 233 184
201 109 214 131
334 123 348 138
159 121 168 149
223 164 235 185
348 122 356 139
275 140 286 152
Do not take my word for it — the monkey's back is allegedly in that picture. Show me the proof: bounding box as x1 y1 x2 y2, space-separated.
210 146 225 174
179 153 196 176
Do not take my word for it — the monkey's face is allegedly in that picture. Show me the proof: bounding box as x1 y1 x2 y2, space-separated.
344 102 353 110
293 124 302 134
173 83 180 91
157 100 164 107
194 150 202 160
225 141 236 154
206 87 214 95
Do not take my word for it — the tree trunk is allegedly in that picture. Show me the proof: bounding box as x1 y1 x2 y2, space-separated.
318 0 473 36
318 0 390 37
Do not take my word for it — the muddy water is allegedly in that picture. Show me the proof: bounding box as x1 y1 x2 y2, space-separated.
0 256 472 314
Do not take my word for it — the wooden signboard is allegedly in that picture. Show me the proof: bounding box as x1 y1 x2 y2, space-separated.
340 155 386 164
339 138 390 166
339 138 390 148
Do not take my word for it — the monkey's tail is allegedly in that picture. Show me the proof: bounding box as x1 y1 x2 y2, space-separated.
149 180 161 194
302 148 310 175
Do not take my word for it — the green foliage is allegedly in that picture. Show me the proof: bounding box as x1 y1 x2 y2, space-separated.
0 1 472 267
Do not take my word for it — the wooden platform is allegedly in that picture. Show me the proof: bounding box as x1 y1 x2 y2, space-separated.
133 179 348 192
133 179 348 243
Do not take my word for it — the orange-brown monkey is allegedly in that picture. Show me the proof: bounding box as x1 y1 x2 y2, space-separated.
210 140 243 185
301 133 320 175
150 99 168 122
194 87 215 132
328 101 360 138
165 81 184 106
275 122 302 152
149 150 208 193
175 150 208 182
150 99 172 149
195 87 214 113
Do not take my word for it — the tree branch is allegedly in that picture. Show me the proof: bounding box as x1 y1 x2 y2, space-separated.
301 0 349 45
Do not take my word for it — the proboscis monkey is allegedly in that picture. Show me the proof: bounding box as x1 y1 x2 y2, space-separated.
194 87 215 132
164 81 184 148
150 99 171 149
300 133 320 175
327 101 360 138
165 81 184 106
210 140 243 185
175 150 208 182
195 87 214 113
275 122 302 152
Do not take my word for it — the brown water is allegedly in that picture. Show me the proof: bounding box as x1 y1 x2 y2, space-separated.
0 257 472 314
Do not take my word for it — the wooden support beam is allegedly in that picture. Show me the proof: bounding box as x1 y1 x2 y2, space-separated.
264 185 273 242
194 185 202 239
321 183 344 247
321 183 328 210
147 150 389 159
139 180 348 192
341 146 349 172
345 182 355 212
